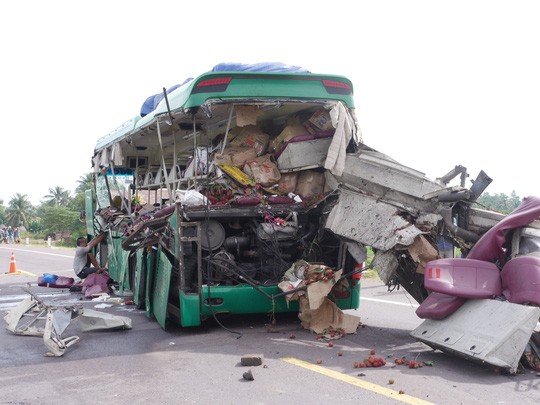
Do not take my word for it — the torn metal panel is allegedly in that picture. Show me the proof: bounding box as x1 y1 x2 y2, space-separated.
336 149 445 214
345 242 367 265
5 288 132 357
411 299 540 373
4 297 43 336
465 207 506 234
4 297 82 357
344 149 441 197
43 309 80 357
371 250 399 284
51 307 74 335
77 309 133 332
325 190 425 251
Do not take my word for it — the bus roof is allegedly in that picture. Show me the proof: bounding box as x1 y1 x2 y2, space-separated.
95 67 355 152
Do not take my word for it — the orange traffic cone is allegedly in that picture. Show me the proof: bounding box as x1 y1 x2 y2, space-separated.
9 252 18 274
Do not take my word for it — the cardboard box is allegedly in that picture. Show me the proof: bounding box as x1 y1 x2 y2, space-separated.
278 173 298 194
214 146 257 167
271 124 308 151
295 170 325 198
229 125 270 156
243 154 281 186
306 109 333 133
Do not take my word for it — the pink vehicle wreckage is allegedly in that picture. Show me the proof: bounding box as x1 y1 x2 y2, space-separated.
323 151 540 373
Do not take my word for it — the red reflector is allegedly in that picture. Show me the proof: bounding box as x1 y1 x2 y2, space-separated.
196 77 232 87
322 79 351 90
428 267 432 278
436 268 441 278
353 263 364 279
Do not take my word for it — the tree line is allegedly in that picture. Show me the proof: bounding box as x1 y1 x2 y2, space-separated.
0 173 525 245
0 174 93 244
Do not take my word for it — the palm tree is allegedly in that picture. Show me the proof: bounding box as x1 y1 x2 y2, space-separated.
6 194 34 228
0 198 6 225
43 186 71 207
75 173 94 194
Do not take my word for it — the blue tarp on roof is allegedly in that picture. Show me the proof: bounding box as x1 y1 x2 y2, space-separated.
211 62 310 73
140 78 192 117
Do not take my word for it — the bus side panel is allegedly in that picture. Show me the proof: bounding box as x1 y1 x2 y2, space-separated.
106 238 122 281
334 282 361 310
107 238 130 289
134 249 145 309
152 247 172 329
179 291 201 327
120 249 131 292
200 286 299 316
84 190 95 236
197 282 360 317
145 248 155 318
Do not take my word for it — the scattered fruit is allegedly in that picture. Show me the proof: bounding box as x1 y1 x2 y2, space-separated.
399 390 405 395
388 378 395 385
289 334 296 339
316 359 322 364
328 341 334 348
338 352 343 356
370 349 376 355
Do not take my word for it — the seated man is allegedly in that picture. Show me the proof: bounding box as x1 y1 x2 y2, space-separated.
73 232 107 279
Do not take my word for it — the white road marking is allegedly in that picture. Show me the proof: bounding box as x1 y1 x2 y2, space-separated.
361 296 419 308
0 246 73 258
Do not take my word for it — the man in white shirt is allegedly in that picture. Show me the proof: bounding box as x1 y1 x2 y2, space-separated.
73 232 107 279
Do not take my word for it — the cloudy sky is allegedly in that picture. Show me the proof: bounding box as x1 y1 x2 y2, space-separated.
1 0 539 205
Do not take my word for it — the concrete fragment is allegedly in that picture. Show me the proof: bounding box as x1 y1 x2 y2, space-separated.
325 190 424 251
242 369 254 381
241 354 264 366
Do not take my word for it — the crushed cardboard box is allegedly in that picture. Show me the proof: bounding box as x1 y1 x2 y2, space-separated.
278 263 361 336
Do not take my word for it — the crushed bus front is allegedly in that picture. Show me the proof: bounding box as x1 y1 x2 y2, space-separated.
89 63 363 329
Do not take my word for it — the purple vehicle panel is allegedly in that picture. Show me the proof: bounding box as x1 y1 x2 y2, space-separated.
417 196 540 319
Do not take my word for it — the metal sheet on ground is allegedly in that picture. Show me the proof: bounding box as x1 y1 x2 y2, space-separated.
411 299 540 373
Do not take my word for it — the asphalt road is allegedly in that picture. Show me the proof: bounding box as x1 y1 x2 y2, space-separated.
0 245 538 405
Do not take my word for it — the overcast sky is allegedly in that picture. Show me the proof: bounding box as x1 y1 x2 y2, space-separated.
1 0 539 205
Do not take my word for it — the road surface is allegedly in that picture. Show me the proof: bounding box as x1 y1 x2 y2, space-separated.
0 245 538 404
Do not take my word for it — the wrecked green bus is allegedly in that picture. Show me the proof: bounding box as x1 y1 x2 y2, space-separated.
87 62 363 329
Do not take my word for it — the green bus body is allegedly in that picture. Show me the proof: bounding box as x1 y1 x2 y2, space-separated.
89 66 361 329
